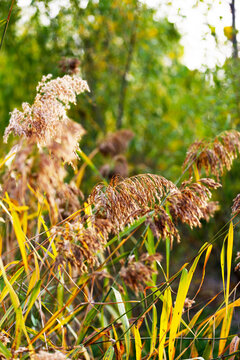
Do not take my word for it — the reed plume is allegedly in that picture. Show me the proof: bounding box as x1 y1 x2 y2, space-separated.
2 74 88 221
119 253 163 293
183 130 240 179
99 129 134 157
4 74 89 163
232 193 240 214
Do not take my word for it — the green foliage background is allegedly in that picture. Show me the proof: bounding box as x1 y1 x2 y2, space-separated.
1 0 239 178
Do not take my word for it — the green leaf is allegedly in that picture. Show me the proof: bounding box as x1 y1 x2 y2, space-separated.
0 340 11 359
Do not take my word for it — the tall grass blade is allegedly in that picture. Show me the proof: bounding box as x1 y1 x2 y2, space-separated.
219 222 234 355
0 266 24 302
158 287 172 360
149 304 157 358
0 258 32 351
168 268 189 360
112 287 130 360
24 280 41 321
168 248 203 360
5 196 29 275
134 325 142 360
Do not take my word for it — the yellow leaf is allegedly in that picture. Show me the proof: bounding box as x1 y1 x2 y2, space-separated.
158 287 172 360
134 325 142 360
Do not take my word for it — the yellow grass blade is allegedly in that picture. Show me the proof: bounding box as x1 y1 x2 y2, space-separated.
47 305 84 335
197 298 240 335
0 266 24 302
226 222 234 307
5 194 29 275
134 325 142 360
24 280 42 321
158 287 172 360
39 216 57 257
168 248 203 360
194 244 212 299
11 209 29 275
112 324 121 355
149 304 157 357
219 222 234 355
0 258 33 352
220 235 227 299
168 268 189 360
27 253 40 296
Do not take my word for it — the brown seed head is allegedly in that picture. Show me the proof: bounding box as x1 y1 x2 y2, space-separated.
99 129 134 157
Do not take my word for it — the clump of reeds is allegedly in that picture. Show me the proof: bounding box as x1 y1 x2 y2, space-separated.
55 174 220 273
2 74 89 222
1 74 240 360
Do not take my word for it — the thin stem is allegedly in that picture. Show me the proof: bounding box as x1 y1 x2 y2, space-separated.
0 0 15 51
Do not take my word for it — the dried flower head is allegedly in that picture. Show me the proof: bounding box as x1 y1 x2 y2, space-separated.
175 297 195 314
100 155 129 180
55 217 113 273
59 57 81 74
89 174 177 232
48 118 86 165
234 251 240 272
183 130 240 180
119 253 162 294
168 179 221 228
232 194 240 215
0 331 10 346
4 74 89 158
2 141 83 223
34 350 67 360
183 297 195 310
99 129 134 157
